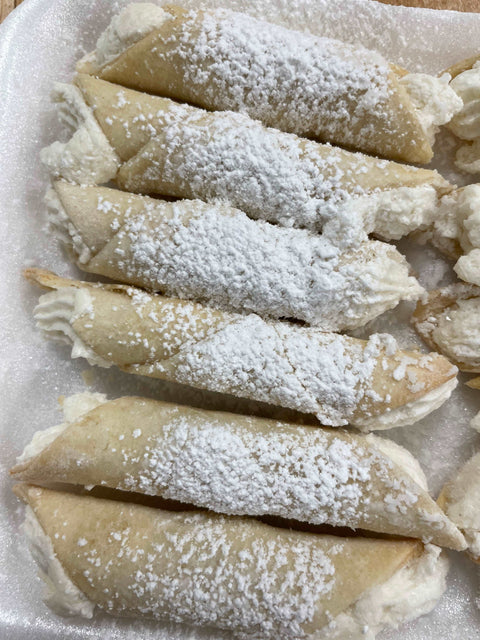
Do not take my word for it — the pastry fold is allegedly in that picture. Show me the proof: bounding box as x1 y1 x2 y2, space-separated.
438 453 480 562
48 181 422 330
11 394 466 550
42 75 453 246
77 4 462 163
15 484 449 638
25 268 457 429
412 283 480 372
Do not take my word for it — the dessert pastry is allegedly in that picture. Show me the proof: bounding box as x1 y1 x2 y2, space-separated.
446 54 480 174
76 4 462 163
15 484 449 638
41 76 453 246
438 453 480 562
25 268 457 429
11 393 466 550
412 283 480 372
47 181 422 330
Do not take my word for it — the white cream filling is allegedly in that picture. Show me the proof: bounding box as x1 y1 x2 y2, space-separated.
353 377 458 431
40 83 120 185
454 249 480 286
400 73 463 145
45 188 93 265
455 139 480 175
23 505 95 618
17 392 108 464
348 185 441 241
323 544 448 640
431 298 480 369
435 184 480 285
87 3 172 70
449 62 480 141
34 288 112 368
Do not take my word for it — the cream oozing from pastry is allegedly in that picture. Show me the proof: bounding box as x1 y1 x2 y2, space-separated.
17 393 108 463
86 3 460 153
324 544 448 639
400 73 463 145
46 185 424 329
30 270 456 428
428 298 480 370
45 188 93 265
353 377 457 431
34 288 111 368
352 185 440 241
40 84 120 184
23 498 447 638
94 3 172 69
23 505 95 618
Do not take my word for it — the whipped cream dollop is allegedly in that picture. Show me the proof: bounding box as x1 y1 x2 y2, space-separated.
400 73 463 145
449 61 480 141
40 84 120 184
34 288 112 368
447 61 480 173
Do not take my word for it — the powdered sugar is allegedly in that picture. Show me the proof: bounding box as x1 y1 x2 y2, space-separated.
51 185 422 329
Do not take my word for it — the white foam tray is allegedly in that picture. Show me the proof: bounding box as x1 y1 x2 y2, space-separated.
1 0 480 638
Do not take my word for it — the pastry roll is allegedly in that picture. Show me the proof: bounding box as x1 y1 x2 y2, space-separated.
77 4 462 163
25 268 458 429
438 453 480 562
48 181 422 330
41 75 452 245
412 283 480 372
11 393 466 550
15 484 449 638
468 377 480 390
446 55 480 174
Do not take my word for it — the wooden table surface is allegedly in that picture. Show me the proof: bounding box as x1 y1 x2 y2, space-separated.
0 0 479 22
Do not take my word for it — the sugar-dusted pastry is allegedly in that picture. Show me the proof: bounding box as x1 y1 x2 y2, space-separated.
412 283 480 372
48 182 422 330
15 484 449 638
25 268 457 429
438 453 480 562
76 4 462 164
11 393 465 550
41 76 453 246
446 54 480 174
